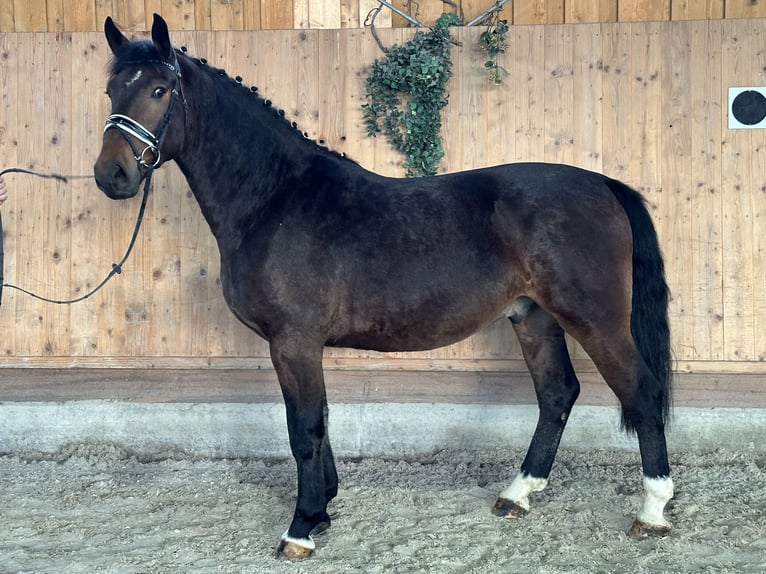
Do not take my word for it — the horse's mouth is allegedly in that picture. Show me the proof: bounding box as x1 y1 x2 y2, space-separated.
93 161 141 200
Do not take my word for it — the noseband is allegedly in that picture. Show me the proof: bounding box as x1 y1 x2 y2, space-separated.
103 56 185 171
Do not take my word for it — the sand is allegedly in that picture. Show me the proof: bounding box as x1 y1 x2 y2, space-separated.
0 443 764 573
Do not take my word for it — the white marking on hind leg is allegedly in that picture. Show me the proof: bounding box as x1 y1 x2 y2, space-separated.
636 475 674 528
280 529 316 551
499 472 548 511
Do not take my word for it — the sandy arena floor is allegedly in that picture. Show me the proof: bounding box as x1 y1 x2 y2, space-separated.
0 444 764 573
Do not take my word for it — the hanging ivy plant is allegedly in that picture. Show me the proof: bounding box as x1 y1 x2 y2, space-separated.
362 13 460 177
480 17 509 84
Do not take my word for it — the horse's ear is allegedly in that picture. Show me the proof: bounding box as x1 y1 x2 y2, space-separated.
151 14 174 61
104 17 129 54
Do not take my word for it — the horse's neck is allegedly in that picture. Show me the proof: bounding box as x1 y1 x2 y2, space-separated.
173 68 310 246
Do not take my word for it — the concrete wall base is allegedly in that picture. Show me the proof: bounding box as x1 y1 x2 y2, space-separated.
2 402 764 458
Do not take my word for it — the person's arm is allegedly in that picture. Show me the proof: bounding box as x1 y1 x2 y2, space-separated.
0 176 7 205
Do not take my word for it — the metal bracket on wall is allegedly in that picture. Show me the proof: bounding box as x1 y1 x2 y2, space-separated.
365 0 510 53
465 0 511 26
372 0 427 28
368 0 510 29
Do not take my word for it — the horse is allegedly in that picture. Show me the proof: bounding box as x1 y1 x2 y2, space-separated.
94 14 674 560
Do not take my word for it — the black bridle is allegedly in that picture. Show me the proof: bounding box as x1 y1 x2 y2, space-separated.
103 57 185 170
0 55 184 306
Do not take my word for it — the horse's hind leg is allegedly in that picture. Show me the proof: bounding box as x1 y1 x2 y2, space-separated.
493 297 581 519
584 336 673 537
562 321 673 538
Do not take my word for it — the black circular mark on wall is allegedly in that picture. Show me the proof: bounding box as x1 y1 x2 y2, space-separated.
731 90 766 125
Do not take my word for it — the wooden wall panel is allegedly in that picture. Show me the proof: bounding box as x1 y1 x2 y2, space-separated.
511 25 545 162
673 0 724 20
64 1 96 31
688 20 724 362
68 35 105 357
261 0 295 29
662 21 693 360
514 0 564 25
217 0 246 30
0 22 765 381
112 1 148 31
1 0 765 31
0 1 12 31
11 0 48 31
543 24 574 164
565 0 617 23
725 0 766 18
618 0 670 22
754 25 766 362
720 20 755 361
0 32 18 356
571 23 603 172
600 23 630 182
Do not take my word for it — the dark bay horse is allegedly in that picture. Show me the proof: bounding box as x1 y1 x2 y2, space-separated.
94 15 674 559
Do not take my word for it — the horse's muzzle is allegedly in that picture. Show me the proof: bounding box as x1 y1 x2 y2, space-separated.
93 157 141 200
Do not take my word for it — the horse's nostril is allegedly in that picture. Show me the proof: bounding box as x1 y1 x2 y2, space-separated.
94 158 138 199
113 162 127 182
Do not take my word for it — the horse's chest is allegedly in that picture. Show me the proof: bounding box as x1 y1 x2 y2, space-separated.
217 258 274 340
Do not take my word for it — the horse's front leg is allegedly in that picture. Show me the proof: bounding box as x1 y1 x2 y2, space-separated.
270 339 338 560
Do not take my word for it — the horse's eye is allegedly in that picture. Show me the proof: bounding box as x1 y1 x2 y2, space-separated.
152 87 166 98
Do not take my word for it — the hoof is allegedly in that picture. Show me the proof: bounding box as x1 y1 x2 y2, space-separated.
492 497 528 519
627 519 670 540
277 539 314 560
277 531 316 560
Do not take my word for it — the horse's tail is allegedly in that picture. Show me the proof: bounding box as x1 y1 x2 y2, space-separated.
605 178 672 432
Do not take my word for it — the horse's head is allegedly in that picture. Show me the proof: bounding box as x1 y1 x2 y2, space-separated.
94 14 186 199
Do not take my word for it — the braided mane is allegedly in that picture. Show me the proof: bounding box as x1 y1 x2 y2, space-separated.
110 39 352 163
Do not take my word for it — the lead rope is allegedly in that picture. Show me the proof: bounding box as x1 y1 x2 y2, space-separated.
0 54 183 307
0 166 153 306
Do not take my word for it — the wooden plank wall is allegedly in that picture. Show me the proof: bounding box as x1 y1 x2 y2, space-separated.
0 21 764 388
2 0 766 32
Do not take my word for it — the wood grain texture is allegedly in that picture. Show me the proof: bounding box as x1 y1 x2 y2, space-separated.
720 20 755 361
0 22 764 403
618 0 670 22
724 0 766 18
688 20 724 361
565 0 616 23
661 21 693 360
0 367 763 408
671 0 724 19
3 1 766 31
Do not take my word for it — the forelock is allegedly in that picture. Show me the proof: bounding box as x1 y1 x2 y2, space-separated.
109 40 163 79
